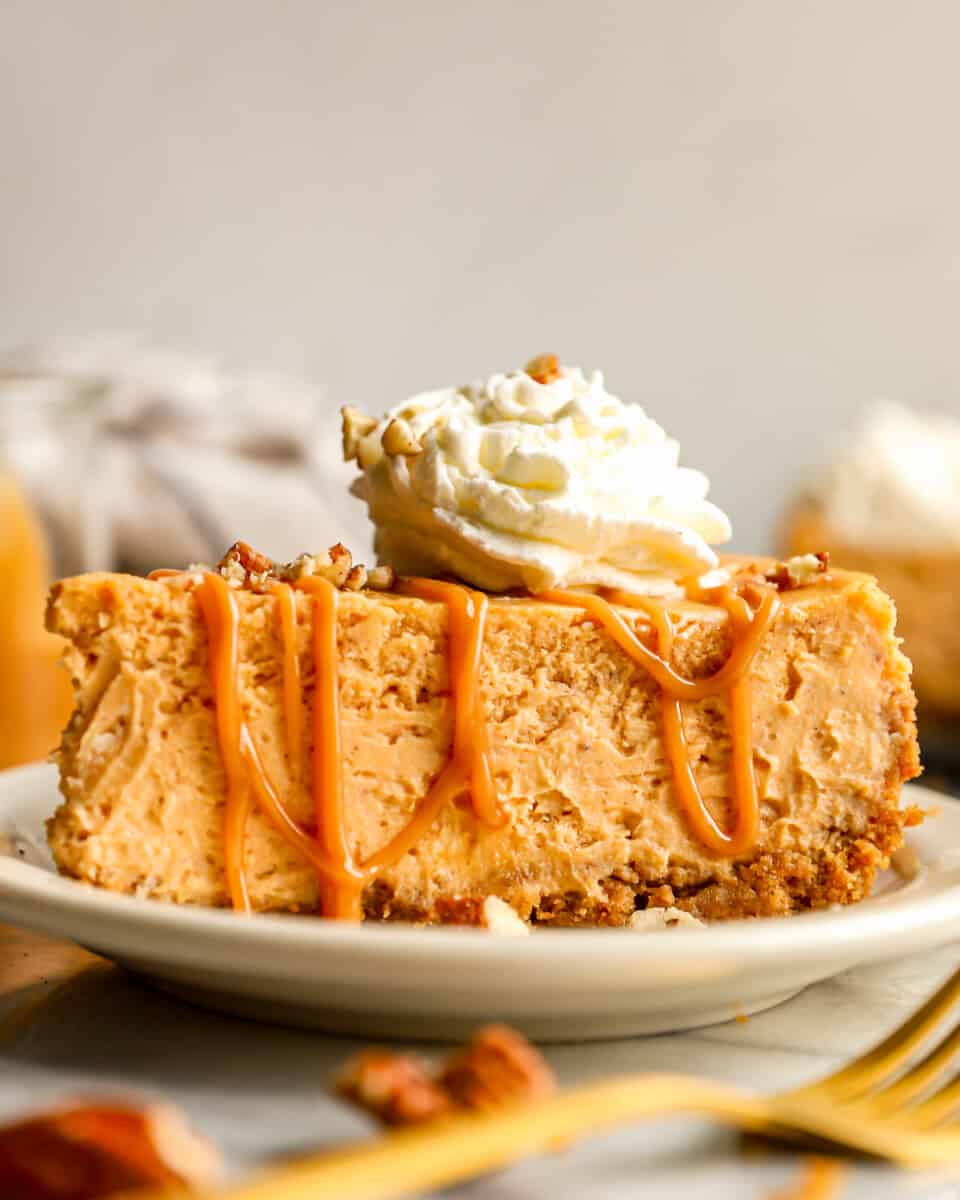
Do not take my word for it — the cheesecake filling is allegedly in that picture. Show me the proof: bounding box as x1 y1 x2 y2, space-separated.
176 555 781 920
345 355 731 596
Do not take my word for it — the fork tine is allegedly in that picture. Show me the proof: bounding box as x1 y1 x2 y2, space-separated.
788 967 960 1103
860 1021 960 1115
894 1073 960 1131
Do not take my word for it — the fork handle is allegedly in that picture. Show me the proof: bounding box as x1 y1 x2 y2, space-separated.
122 1074 769 1200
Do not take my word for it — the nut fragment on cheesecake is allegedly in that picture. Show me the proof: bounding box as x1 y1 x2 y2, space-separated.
212 539 396 593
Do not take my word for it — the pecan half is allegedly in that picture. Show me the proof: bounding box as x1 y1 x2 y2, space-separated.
523 353 561 385
440 1026 556 1111
0 1103 220 1199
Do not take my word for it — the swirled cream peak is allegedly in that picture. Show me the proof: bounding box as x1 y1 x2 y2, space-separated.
810 402 960 550
343 357 732 594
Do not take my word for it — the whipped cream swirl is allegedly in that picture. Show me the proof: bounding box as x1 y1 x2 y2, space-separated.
345 361 731 594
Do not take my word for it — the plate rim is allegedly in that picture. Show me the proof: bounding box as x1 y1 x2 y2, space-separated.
1 762 958 970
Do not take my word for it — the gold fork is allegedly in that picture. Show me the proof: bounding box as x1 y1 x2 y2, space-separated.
126 965 960 1199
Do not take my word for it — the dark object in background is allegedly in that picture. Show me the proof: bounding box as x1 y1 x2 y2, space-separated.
916 718 960 797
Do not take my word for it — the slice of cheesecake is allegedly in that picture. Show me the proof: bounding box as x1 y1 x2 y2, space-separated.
46 546 919 925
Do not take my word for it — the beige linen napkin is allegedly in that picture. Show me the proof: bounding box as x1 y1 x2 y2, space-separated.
0 336 371 576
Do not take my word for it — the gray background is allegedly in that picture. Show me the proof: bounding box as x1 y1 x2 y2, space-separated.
4 0 960 552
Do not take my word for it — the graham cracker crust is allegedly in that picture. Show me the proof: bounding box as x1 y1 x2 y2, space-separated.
363 808 912 927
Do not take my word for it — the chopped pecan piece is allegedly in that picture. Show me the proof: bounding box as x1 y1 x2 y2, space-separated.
341 405 379 462
524 353 562 385
366 564 396 591
231 541 274 577
343 564 368 591
205 542 397 594
335 1051 453 1127
0 1103 220 1199
764 552 830 591
381 417 422 457
440 1026 556 1112
326 542 353 587
336 1026 556 1127
355 434 383 471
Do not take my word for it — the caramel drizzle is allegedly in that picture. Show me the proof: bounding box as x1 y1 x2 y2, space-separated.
610 586 777 855
195 577 251 913
196 572 503 918
395 579 503 829
541 585 779 856
185 565 778 916
196 573 355 916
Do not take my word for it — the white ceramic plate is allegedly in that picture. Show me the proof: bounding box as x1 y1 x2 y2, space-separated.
1 763 958 1041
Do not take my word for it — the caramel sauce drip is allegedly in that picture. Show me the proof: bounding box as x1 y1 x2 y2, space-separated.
182 560 778 916
195 570 503 917
394 579 503 830
540 584 780 856
196 572 354 917
194 575 252 913
292 576 365 919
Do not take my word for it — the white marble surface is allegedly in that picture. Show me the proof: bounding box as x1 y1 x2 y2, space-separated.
2 930 959 1198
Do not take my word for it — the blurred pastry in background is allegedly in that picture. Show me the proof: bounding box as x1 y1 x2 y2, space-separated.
783 402 960 720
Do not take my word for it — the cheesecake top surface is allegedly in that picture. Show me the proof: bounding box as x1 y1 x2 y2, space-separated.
108 542 848 617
